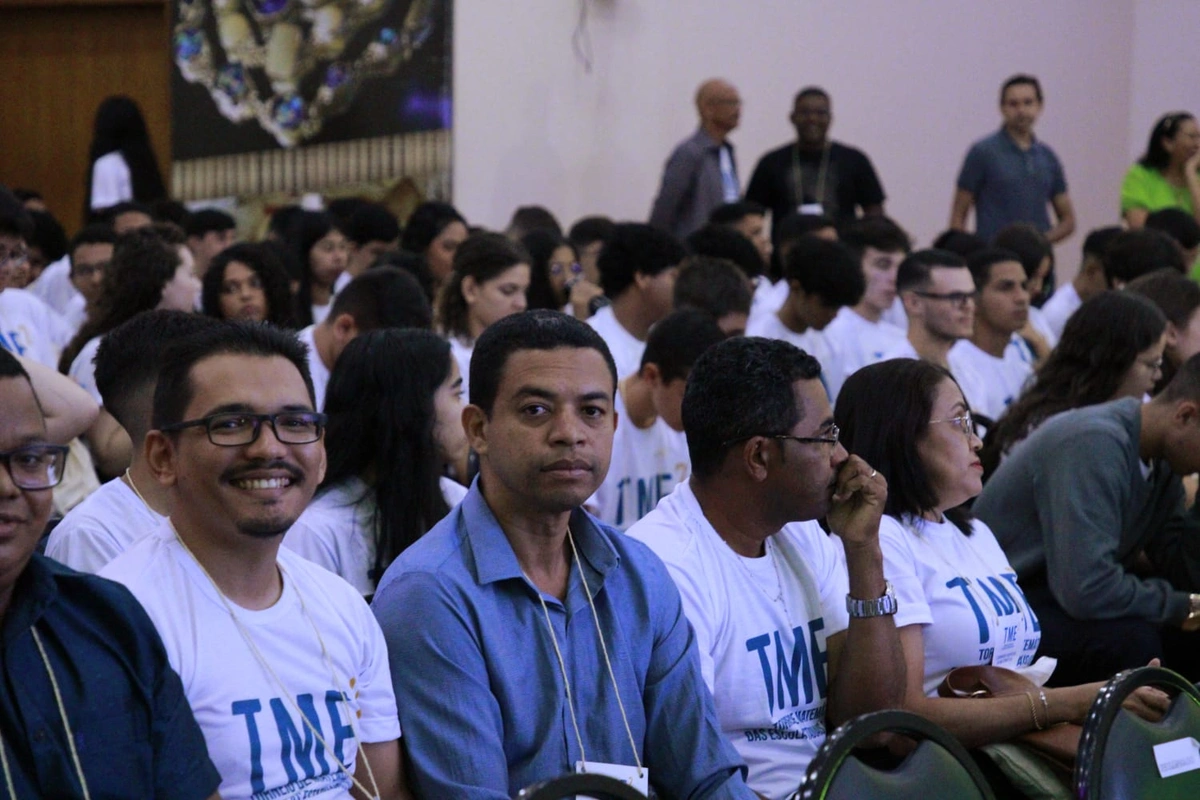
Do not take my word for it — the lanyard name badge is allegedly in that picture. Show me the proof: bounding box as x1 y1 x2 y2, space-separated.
792 143 830 217
527 527 648 798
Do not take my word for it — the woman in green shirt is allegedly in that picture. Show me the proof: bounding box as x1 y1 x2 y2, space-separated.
1121 112 1200 228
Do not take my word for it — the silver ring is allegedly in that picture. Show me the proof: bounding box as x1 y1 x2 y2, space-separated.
868 469 877 478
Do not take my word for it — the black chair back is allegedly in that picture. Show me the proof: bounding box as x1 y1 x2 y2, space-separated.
515 772 648 800
800 709 995 800
1075 665 1200 800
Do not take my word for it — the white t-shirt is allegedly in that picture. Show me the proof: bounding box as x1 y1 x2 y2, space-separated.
100 522 401 800
297 325 331 411
0 288 72 368
449 336 473 401
627 482 850 799
590 390 689 530
1040 283 1082 341
745 310 840 400
947 336 1035 423
90 151 133 210
821 308 910 401
1027 306 1058 350
312 302 332 327
878 514 1041 696
284 475 468 597
587 304 645 380
63 294 88 337
751 278 789 319
44 476 164 574
27 255 79 316
69 336 103 404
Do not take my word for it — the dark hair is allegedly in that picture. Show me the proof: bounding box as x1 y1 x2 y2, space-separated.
99 201 153 228
1103 228 1186 286
400 201 466 255
60 227 183 373
932 229 987 259
1139 112 1196 171
835 359 972 534
1082 226 1123 263
85 96 166 217
437 232 529 339
683 336 822 479
672 255 752 321
567 215 616 249
770 212 836 280
521 229 576 310
202 243 296 328
12 189 42 205
1000 74 1043 104
469 310 617 415
686 224 764 279
346 203 401 246
289 211 343 328
185 208 236 239
152 323 314 431
150 199 190 228
597 223 686 297
896 248 968 292
708 201 767 226
329 267 432 331
1127 269 1200 388
640 308 727 382
966 247 1023 290
27 211 68 266
839 216 910 259
94 310 221 434
268 205 303 240
0 347 30 382
0 186 33 240
69 224 118 275
1160 352 1200 403
506 205 562 240
793 86 830 105
327 197 370 230
783 237 865 307
1146 208 1200 251
991 224 1053 281
371 249 435 304
982 292 1167 474
320 328 454 583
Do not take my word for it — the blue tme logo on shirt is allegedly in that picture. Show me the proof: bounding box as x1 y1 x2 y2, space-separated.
231 690 356 795
745 618 829 715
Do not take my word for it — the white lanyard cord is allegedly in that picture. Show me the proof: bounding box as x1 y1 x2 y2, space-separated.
171 524 381 800
0 627 92 799
531 582 589 768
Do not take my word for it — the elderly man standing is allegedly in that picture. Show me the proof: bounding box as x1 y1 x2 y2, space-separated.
650 78 743 240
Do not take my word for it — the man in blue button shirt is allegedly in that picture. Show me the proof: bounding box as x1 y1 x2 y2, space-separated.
950 74 1076 244
0 348 219 799
373 309 756 799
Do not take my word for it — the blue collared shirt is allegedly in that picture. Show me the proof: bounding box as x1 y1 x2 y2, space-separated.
372 481 753 799
0 554 219 799
956 127 1067 241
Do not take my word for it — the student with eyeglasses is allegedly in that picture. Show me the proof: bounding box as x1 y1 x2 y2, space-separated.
834 358 1169 792
892 249 977 369
627 336 902 799
1122 111 1200 229
520 228 603 319
0 347 221 799
101 323 413 800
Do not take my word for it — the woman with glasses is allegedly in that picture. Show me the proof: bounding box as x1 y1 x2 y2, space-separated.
1122 112 1200 229
283 329 469 598
981 292 1166 477
833 358 1166 770
520 229 604 318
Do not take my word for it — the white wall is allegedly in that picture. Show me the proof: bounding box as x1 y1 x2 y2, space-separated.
1130 0 1200 162
452 0 1138 276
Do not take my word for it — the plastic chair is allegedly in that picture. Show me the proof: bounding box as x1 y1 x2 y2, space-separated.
514 772 648 800
799 709 996 800
1074 665 1200 800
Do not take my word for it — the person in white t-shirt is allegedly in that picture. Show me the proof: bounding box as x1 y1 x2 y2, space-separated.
834 357 1168 754
591 309 725 529
1042 227 1121 342
62 225 116 336
745 236 864 399
100 322 412 800
0 194 74 369
46 311 221 573
626 336 903 799
823 216 911 400
947 249 1036 423
589 223 685 379
993 223 1061 354
292 211 349 328
297 267 433 410
436 232 530 399
672 255 753 336
286 329 469 597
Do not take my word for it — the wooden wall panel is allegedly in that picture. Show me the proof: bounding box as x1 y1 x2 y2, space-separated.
0 1 170 232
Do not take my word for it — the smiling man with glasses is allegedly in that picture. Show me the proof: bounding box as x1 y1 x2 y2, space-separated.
627 336 903 798
101 323 412 800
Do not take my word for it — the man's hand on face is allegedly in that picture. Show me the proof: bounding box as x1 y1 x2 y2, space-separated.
826 454 887 549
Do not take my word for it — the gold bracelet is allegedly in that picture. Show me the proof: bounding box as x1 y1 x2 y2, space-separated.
1026 691 1046 731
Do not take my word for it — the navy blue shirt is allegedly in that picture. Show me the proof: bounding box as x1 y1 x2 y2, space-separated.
0 554 219 799
956 128 1068 242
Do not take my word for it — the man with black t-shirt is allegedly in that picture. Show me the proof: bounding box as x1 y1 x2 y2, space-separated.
745 87 886 228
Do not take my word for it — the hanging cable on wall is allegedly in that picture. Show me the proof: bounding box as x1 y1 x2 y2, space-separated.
572 0 594 73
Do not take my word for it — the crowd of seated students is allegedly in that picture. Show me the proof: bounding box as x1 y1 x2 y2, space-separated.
4 81 1200 800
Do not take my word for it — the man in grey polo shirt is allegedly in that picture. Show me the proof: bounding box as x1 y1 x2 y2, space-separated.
950 74 1076 244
